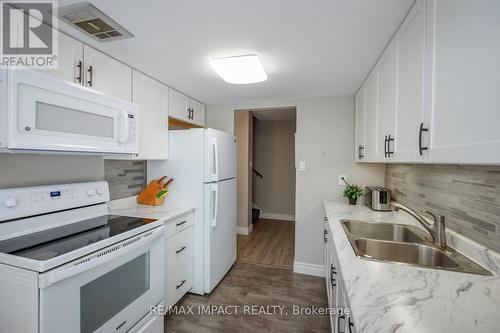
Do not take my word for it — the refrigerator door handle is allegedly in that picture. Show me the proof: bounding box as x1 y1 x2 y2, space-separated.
212 136 219 181
211 183 218 227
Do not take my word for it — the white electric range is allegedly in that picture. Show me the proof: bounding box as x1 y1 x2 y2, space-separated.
0 181 165 333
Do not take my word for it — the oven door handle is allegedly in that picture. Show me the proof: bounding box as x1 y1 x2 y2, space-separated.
39 226 164 289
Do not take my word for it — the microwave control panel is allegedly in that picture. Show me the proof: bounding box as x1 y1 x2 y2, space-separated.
127 112 137 143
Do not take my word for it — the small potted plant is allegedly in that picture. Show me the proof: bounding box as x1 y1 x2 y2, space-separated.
343 185 363 205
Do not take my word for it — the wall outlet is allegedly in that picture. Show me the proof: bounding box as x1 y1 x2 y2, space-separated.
338 174 347 186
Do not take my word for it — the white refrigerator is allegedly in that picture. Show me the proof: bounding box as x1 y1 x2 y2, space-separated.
148 128 237 294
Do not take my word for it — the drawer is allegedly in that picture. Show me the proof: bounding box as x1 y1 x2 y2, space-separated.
128 308 163 333
165 257 193 308
164 211 193 238
165 225 193 275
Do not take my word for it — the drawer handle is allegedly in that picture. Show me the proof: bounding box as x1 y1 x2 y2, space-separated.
176 246 187 254
176 279 187 289
176 220 187 227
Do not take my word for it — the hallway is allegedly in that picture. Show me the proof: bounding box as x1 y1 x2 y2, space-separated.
237 219 295 269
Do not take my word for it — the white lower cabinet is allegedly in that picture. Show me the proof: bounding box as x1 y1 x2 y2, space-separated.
324 221 355 333
164 212 194 309
165 257 194 308
165 226 193 275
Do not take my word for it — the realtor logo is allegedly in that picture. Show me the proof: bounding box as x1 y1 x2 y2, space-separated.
1 0 58 68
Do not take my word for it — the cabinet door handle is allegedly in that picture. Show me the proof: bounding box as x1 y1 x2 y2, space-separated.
330 264 336 288
387 134 395 157
358 145 364 159
76 61 83 84
176 220 187 227
176 279 187 289
176 246 187 254
384 135 388 158
338 315 346 333
419 123 429 155
87 65 93 87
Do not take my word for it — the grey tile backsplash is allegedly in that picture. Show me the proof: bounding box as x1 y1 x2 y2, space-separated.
104 160 146 200
386 164 500 252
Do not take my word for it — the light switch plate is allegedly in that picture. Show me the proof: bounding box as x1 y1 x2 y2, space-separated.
299 161 306 171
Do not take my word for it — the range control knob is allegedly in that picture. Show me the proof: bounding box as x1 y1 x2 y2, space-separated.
87 189 96 197
4 197 17 208
97 188 105 195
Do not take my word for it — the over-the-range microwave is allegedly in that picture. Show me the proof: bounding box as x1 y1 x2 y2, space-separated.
0 68 139 155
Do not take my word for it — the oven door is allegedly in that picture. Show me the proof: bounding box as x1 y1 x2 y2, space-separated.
6 68 139 154
39 226 164 333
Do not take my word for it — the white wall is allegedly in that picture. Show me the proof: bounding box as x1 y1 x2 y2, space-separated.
207 95 386 270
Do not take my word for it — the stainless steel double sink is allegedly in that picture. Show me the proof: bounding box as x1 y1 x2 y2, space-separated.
341 220 492 276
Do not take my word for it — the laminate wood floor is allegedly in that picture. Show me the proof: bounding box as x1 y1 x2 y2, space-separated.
237 219 295 269
165 262 330 333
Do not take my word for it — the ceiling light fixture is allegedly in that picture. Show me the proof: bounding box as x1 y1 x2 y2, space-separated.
210 54 268 84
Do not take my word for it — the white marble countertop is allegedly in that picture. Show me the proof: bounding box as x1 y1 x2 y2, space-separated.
323 200 500 333
108 196 194 221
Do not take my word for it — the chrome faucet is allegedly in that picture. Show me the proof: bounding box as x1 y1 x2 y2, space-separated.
390 202 447 249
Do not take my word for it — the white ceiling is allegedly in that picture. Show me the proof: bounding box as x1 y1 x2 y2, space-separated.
55 0 414 104
252 108 296 122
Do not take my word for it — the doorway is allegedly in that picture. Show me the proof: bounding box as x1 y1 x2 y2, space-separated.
234 107 296 269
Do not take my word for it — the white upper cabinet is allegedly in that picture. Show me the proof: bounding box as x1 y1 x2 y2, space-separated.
376 44 397 161
427 0 500 164
169 88 205 127
132 70 169 160
83 45 132 101
187 98 206 127
355 0 500 165
394 0 427 162
354 87 366 161
44 33 84 84
363 72 378 161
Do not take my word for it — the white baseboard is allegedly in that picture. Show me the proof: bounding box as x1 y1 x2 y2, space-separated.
236 224 253 235
259 212 295 222
293 261 325 277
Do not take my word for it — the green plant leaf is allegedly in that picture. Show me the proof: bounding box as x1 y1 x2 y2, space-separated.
343 185 363 199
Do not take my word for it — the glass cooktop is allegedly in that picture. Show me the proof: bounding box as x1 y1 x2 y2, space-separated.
0 215 158 261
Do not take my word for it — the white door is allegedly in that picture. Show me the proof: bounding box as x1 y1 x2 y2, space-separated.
84 46 132 101
363 72 378 161
132 70 169 159
204 129 237 182
354 87 366 162
43 33 84 84
427 0 500 164
204 178 237 293
394 0 427 162
376 44 397 161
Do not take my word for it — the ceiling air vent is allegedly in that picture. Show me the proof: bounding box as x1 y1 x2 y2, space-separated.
58 2 133 42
